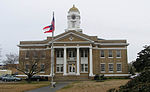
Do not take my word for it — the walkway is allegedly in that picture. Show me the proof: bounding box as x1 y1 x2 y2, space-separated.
26 82 71 92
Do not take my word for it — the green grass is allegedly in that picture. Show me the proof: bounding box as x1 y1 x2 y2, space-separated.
62 84 74 89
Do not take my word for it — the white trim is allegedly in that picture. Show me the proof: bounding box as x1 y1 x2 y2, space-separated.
95 43 129 46
48 32 94 44
53 41 92 44
53 46 92 48
104 74 130 77
20 48 47 51
93 47 127 50
18 44 48 47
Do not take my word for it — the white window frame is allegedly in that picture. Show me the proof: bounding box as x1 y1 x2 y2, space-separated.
108 50 113 58
81 64 88 73
116 63 122 72
108 63 114 73
56 64 63 73
100 63 105 73
116 50 121 58
100 50 105 58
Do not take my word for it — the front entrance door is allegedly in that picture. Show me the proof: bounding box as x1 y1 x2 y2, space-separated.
68 64 76 74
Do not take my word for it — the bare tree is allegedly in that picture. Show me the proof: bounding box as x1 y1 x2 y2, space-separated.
17 51 49 83
3 51 49 83
3 53 19 65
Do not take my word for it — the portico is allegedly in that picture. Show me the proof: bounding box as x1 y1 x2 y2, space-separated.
53 45 94 76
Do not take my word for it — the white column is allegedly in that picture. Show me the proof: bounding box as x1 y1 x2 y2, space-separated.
76 47 80 75
63 47 67 75
89 47 93 76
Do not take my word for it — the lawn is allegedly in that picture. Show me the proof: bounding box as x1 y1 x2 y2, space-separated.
0 81 50 92
57 79 130 92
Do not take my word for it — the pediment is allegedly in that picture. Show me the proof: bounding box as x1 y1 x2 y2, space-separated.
48 31 94 44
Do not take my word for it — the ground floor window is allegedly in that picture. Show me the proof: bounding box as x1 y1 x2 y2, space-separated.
81 64 88 73
100 64 105 72
108 63 113 72
117 63 122 72
56 64 63 73
40 64 45 72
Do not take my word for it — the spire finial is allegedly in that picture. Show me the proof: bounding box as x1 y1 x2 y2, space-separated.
73 4 75 8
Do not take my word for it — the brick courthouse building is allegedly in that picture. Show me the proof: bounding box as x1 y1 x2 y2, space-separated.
18 5 129 80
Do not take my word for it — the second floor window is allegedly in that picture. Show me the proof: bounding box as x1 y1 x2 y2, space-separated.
33 52 38 59
116 50 121 58
81 49 88 57
41 51 46 59
108 50 113 58
25 51 29 59
100 50 105 57
56 50 63 58
68 51 76 57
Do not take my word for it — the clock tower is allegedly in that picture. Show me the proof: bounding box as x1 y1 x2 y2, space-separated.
65 5 82 32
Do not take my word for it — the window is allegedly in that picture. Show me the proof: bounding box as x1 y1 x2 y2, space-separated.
68 51 76 57
108 50 113 58
116 50 121 58
81 64 88 73
33 51 38 59
56 50 63 58
117 63 122 72
25 51 29 59
81 49 88 57
40 64 45 72
109 64 113 72
100 64 105 72
100 50 105 58
25 64 29 72
56 64 63 73
41 51 46 59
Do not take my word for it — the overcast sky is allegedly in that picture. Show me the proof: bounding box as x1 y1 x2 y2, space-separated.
0 0 150 64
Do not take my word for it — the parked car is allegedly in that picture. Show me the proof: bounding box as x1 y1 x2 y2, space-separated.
26 75 48 81
2 76 22 81
130 73 140 79
0 74 11 80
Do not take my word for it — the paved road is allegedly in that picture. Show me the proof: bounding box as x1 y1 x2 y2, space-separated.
26 82 71 92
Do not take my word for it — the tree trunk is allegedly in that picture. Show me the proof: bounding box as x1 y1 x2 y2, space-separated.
27 75 32 83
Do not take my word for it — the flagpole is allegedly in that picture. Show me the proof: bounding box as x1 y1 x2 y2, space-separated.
51 11 55 88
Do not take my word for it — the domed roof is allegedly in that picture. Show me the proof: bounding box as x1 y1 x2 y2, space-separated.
68 5 80 13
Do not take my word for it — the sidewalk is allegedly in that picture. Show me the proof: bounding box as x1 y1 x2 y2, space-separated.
26 82 71 92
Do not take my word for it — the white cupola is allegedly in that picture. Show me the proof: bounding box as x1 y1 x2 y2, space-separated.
65 5 82 32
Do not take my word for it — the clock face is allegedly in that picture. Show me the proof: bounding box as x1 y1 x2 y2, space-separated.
71 14 76 19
